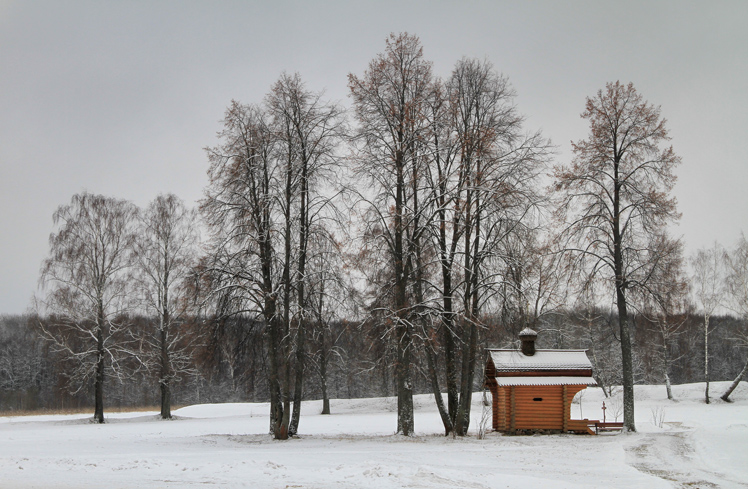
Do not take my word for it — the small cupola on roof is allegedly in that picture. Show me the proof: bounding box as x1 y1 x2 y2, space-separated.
519 327 538 356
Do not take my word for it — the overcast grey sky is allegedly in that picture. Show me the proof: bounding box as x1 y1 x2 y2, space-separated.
1 0 746 314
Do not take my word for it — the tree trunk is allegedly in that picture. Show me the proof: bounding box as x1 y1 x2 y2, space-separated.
660 319 674 402
281 396 291 439
290 160 309 436
464 180 482 434
455 320 478 436
613 160 636 433
160 262 172 419
94 304 106 424
94 327 105 424
160 325 171 419
276 148 294 440
704 314 710 404
281 316 292 439
424 340 453 435
721 356 748 402
455 168 481 437
665 344 673 401
160 380 171 419
394 149 414 436
267 314 284 438
455 225 478 436
439 231 459 425
289 320 305 435
395 299 414 435
395 319 414 436
444 319 459 426
266 290 287 439
455 173 473 437
412 180 450 435
435 147 460 427
320 333 331 415
616 287 636 432
317 290 331 415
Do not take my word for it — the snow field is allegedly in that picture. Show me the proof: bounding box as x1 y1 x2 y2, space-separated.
0 382 746 488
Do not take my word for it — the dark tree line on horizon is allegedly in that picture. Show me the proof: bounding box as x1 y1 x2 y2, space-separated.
1 311 746 415
3 33 747 437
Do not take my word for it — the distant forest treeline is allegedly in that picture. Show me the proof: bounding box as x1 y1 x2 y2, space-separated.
1 311 745 413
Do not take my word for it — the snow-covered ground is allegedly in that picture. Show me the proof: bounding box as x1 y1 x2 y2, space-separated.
1 382 746 488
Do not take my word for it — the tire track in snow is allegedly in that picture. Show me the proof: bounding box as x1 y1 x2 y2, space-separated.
624 429 747 488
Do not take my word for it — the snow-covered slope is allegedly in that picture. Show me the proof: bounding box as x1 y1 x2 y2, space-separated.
0 382 746 488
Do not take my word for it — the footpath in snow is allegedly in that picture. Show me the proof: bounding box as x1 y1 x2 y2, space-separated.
0 381 746 488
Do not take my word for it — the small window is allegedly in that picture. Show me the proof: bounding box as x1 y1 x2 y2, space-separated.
533 397 543 402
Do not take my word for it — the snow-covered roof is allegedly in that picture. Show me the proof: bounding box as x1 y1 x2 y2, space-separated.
495 376 598 387
488 349 593 372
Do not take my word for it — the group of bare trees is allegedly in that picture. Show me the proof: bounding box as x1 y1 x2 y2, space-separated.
348 34 551 436
201 73 346 439
691 236 748 403
24 33 747 437
36 193 200 422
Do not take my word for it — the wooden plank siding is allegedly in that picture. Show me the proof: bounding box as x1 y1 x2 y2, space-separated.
514 386 563 430
490 384 589 433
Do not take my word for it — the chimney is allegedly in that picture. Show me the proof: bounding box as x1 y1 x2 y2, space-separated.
519 327 538 356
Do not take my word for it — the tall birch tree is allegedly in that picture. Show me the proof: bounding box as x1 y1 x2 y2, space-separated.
721 235 748 401
135 193 200 419
37 192 138 423
690 243 724 403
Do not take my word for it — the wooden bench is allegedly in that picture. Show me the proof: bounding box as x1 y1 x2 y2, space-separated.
566 419 597 435
594 422 624 434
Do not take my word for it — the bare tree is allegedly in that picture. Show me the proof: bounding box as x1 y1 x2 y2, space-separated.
348 32 434 436
266 72 346 435
203 74 344 439
690 242 724 403
202 101 287 436
135 193 201 419
525 236 570 332
638 236 689 400
419 77 461 435
721 234 748 401
495 229 567 338
553 81 681 431
422 58 549 436
37 193 139 423
305 230 352 415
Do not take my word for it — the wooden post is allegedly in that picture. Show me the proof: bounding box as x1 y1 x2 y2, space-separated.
491 385 499 431
498 387 507 431
562 385 569 433
510 386 516 432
